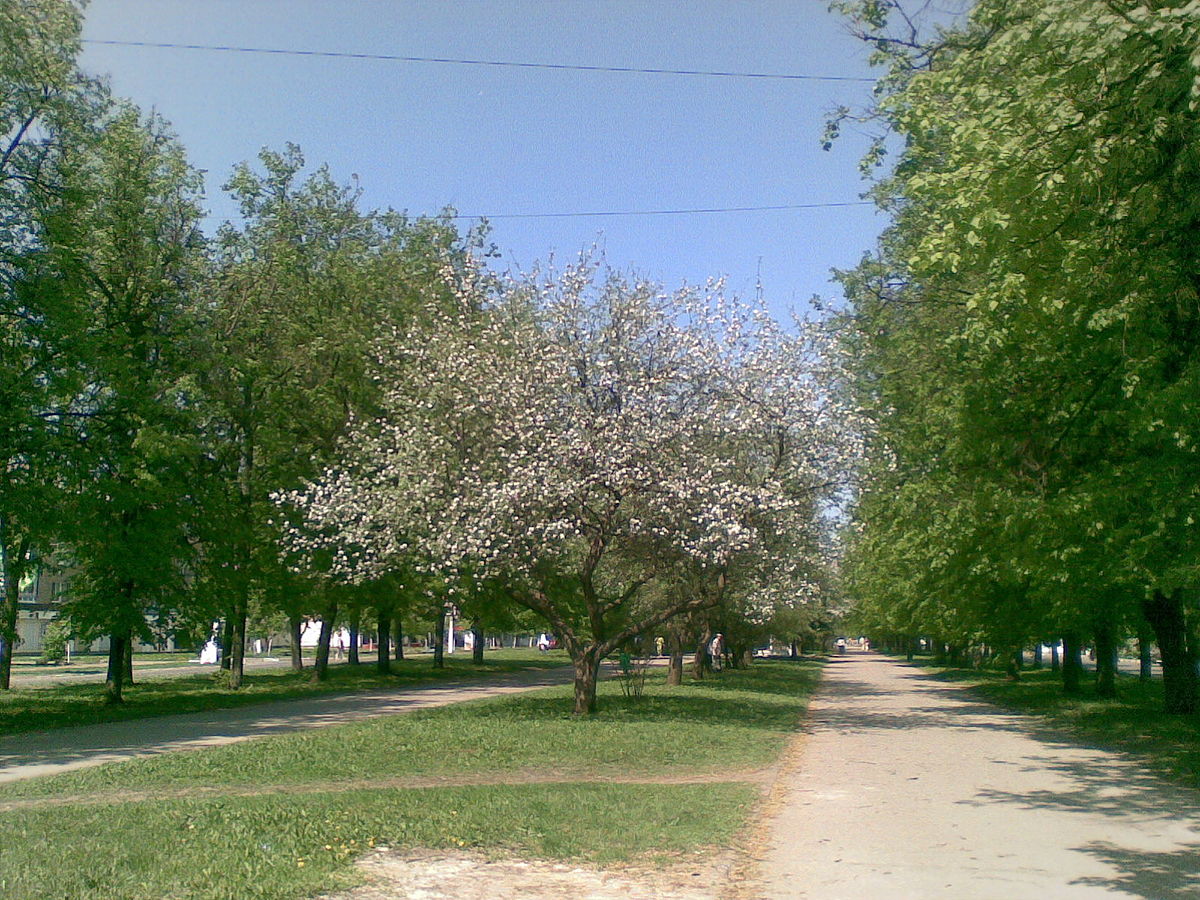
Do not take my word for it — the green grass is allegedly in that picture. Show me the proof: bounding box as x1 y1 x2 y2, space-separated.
0 650 570 737
0 783 757 900
0 660 820 900
13 652 197 671
1 662 816 799
907 658 1200 789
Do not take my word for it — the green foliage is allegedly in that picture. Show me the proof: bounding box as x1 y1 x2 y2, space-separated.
837 0 1200 680
37 618 71 664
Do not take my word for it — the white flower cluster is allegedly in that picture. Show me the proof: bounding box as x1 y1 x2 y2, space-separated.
281 257 864 601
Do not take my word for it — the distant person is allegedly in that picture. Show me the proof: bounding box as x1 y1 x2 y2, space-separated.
655 636 665 656
836 638 846 654
537 633 550 652
710 633 724 672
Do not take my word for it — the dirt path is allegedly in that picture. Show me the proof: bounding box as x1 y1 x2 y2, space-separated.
755 654 1200 898
0 666 574 784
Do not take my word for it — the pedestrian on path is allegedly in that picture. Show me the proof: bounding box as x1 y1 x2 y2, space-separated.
709 633 724 672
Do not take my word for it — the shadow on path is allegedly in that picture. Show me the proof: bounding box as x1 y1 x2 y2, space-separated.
790 654 1200 898
1072 842 1200 898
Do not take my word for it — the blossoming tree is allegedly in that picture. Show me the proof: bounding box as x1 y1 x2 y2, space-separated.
286 257 858 713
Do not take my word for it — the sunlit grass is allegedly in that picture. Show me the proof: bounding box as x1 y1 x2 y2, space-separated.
0 660 818 900
0 661 819 798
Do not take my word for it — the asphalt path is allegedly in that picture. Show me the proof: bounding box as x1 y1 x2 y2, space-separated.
9 654 330 688
0 665 575 784
759 654 1200 898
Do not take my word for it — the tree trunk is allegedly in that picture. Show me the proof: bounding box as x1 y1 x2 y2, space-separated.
1138 623 1154 682
1093 620 1118 699
472 623 484 664
376 611 391 674
219 616 233 671
1051 642 1061 672
228 593 247 688
348 612 360 666
0 524 26 691
933 637 947 665
433 605 445 669
1032 643 1043 669
1142 590 1197 714
311 600 338 683
393 619 404 661
1061 631 1083 695
666 626 685 685
572 650 601 715
124 635 134 685
1004 650 1021 682
666 649 683 685
105 630 128 704
691 626 712 679
289 614 304 671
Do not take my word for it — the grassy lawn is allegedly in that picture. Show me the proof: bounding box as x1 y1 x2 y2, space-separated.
909 659 1200 789
12 651 198 671
0 660 820 900
0 650 570 737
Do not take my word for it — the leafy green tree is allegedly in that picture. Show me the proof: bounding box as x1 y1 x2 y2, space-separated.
201 145 480 685
46 103 206 704
836 0 1200 711
0 0 98 689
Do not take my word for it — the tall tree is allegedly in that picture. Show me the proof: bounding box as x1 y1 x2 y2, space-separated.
0 0 96 688
288 259 858 713
47 103 206 704
201 145 478 685
836 0 1200 711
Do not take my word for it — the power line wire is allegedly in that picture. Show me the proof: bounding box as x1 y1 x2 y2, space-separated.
450 201 874 220
196 201 874 224
82 39 877 83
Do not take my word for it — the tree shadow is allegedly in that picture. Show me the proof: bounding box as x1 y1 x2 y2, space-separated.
1071 842 1200 898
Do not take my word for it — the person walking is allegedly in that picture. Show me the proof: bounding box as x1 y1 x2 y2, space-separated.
709 633 724 672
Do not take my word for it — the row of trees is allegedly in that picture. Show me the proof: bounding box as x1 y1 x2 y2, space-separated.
836 0 1200 712
1 0 850 711
0 0 490 701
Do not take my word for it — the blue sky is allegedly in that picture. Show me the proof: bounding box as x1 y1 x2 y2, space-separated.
79 1 894 320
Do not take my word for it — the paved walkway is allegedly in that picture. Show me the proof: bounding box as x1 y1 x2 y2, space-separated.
0 666 574 784
9 654 313 688
759 654 1200 898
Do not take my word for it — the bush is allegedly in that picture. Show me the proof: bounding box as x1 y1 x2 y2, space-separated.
40 620 71 664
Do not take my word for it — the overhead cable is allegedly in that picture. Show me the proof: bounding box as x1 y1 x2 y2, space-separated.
450 201 875 219
82 39 877 83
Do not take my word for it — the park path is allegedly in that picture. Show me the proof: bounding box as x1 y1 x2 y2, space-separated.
0 666 574 784
757 653 1200 899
